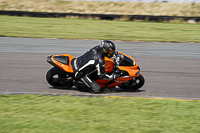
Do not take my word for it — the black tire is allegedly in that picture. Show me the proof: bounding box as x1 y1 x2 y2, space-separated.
46 67 74 89
118 74 145 91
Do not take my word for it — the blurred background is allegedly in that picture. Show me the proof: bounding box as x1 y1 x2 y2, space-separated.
0 0 200 17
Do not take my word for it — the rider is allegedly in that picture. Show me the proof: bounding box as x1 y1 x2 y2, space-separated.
71 40 123 93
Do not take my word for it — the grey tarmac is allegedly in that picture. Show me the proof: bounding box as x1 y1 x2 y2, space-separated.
0 37 200 99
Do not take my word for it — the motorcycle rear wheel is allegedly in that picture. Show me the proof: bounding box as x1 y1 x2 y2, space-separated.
46 67 74 89
118 74 145 91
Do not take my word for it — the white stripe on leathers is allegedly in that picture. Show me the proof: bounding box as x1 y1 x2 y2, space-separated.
79 60 95 71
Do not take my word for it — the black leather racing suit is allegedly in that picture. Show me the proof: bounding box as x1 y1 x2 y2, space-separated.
71 45 107 93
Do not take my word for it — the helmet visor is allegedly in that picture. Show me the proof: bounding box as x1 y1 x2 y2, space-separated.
107 49 114 58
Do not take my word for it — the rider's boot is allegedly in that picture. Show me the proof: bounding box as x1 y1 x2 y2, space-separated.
80 76 101 94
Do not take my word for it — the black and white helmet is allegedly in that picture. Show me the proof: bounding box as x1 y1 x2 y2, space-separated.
99 40 116 58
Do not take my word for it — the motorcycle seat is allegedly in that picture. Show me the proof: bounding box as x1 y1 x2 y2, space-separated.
53 56 69 65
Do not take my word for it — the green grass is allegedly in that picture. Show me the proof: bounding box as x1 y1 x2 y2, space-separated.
0 95 200 133
0 15 200 42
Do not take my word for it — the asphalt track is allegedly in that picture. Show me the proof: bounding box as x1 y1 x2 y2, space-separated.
1 37 200 99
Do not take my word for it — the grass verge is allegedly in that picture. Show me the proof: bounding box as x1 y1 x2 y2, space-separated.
0 95 200 133
0 15 200 42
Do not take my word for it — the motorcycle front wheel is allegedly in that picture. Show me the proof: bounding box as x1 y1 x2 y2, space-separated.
118 74 145 91
46 67 74 89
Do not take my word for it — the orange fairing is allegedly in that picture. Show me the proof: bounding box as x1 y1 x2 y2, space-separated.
118 52 140 77
96 77 133 88
119 66 140 77
51 54 74 73
104 57 114 73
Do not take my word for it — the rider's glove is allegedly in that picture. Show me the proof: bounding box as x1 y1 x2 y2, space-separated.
115 52 124 65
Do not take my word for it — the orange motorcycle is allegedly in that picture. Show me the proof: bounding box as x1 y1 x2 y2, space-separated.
46 52 145 92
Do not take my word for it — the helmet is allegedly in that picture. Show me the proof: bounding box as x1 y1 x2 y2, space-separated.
99 40 116 58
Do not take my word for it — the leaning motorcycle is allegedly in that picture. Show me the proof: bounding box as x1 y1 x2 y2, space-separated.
46 52 145 92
